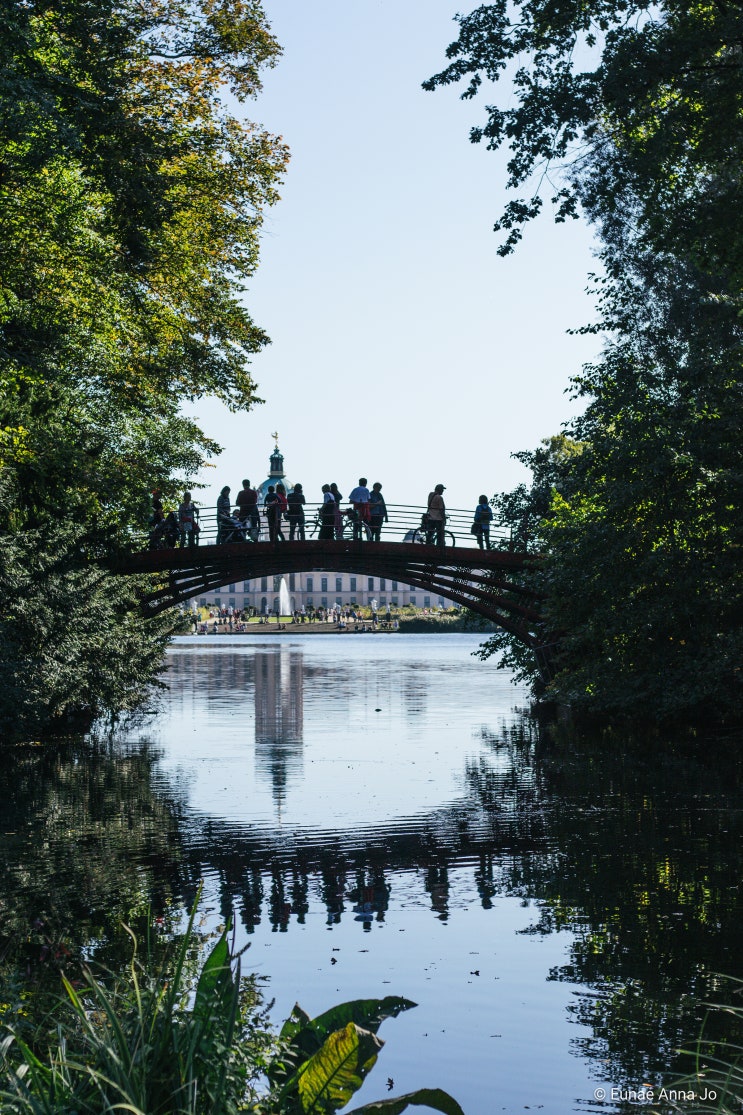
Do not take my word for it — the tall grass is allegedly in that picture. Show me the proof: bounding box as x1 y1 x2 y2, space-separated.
1 899 273 1115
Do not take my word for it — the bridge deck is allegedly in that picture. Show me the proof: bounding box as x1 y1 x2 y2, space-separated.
116 539 545 654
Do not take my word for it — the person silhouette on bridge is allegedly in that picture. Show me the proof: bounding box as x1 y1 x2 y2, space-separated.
329 483 344 539
426 484 447 548
178 491 198 548
369 482 387 542
319 484 335 539
236 479 259 540
473 495 494 550
264 484 284 543
348 477 371 541
216 485 231 544
287 482 306 540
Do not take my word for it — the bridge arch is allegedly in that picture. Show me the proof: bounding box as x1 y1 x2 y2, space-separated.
118 539 545 654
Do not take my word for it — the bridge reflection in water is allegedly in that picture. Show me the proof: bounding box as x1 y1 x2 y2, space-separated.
162 644 539 935
4 635 743 1108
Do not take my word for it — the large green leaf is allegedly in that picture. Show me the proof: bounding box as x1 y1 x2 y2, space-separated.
347 1088 467 1115
294 1022 382 1113
274 998 416 1085
309 998 416 1042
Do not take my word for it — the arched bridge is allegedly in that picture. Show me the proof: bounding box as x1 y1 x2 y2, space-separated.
118 537 550 668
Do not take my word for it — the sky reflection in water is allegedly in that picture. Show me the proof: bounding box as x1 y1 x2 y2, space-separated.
11 632 734 1113
145 635 601 1113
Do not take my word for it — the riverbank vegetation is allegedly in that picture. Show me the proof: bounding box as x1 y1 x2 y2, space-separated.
428 0 743 725
1 901 463 1115
0 0 288 742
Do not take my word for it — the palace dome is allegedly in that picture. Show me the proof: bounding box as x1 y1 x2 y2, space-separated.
256 444 292 503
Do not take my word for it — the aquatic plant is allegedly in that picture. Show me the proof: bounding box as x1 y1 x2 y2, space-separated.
669 979 743 1114
0 903 463 1115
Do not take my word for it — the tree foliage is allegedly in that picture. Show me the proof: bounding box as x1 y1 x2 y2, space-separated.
429 0 743 721
0 0 288 740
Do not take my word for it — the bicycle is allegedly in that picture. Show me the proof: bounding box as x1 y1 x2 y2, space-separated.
308 507 371 541
410 517 456 548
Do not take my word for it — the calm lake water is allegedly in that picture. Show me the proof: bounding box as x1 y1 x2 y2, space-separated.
3 633 743 1113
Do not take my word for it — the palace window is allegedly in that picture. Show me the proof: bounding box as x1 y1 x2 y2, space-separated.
261 577 268 591
350 577 356 592
306 576 314 591
335 577 342 593
391 581 398 590
273 575 281 591
321 577 328 592
380 578 386 590
290 574 296 591
367 577 374 591
243 581 250 592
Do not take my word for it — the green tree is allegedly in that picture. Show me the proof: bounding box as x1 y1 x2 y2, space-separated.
429 0 743 722
0 0 288 739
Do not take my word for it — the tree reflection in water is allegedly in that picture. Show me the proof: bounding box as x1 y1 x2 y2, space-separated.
3 676 743 1098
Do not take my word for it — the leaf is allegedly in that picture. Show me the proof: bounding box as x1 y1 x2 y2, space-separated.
193 932 232 1022
347 1089 467 1115
274 998 417 1087
280 1002 313 1042
309 998 417 1041
293 1022 383 1113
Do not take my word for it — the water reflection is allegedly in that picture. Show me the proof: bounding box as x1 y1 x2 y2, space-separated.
3 638 743 1113
254 647 304 814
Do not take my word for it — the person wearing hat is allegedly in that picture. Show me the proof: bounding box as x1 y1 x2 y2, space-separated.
426 483 447 547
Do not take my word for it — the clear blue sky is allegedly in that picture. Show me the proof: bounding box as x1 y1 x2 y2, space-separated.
185 0 601 514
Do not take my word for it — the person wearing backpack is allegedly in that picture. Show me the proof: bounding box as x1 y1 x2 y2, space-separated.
473 494 494 550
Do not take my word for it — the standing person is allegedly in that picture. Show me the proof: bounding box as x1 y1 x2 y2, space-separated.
348 477 371 541
178 491 198 547
275 482 288 541
287 482 306 540
426 484 447 548
473 494 494 550
369 482 387 542
236 479 259 540
264 484 280 543
148 489 165 549
216 485 231 544
319 484 335 539
329 483 344 539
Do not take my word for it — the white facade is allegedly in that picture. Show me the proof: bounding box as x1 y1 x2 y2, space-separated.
196 572 448 615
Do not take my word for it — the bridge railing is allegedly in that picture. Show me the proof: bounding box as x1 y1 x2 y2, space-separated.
143 502 514 550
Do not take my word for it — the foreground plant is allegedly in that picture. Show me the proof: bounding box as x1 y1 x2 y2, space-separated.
1 904 464 1115
667 979 743 1114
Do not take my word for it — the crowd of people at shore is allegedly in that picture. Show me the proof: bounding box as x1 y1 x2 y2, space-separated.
191 603 402 635
149 479 495 550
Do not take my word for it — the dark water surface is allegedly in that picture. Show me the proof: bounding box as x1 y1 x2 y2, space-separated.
3 633 743 1113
